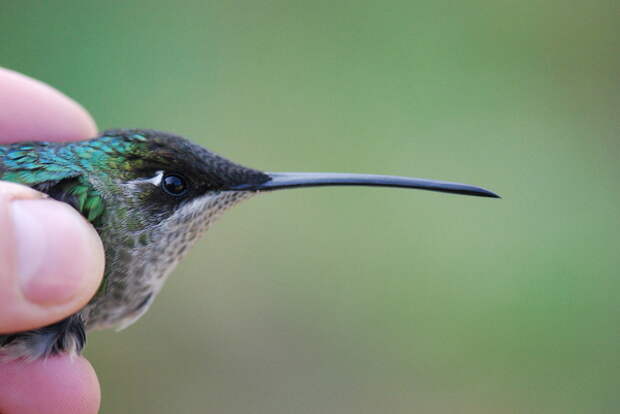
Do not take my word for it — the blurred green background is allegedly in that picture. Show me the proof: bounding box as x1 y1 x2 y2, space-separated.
2 1 619 412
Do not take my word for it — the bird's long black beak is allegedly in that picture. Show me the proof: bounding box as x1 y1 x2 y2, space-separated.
230 172 500 198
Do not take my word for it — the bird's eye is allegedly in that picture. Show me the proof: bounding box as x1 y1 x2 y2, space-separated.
161 174 188 196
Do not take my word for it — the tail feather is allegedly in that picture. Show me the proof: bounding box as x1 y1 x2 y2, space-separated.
0 314 86 361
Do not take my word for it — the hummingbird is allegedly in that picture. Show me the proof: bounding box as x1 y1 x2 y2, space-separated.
0 129 499 360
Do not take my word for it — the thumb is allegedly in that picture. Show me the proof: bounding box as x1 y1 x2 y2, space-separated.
0 182 104 333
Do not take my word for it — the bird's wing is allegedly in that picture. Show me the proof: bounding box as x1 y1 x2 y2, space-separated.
0 142 105 225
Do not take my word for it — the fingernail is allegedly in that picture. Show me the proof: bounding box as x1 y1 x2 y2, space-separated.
12 200 97 306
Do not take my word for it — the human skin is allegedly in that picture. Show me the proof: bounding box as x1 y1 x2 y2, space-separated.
0 68 104 414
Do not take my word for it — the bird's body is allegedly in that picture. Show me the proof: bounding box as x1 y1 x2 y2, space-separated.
0 130 267 359
0 129 498 360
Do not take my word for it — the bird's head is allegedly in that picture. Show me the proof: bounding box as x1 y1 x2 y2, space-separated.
86 128 498 239
92 129 268 231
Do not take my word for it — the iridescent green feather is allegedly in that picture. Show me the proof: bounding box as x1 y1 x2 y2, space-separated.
0 134 146 225
0 134 150 299
50 177 106 225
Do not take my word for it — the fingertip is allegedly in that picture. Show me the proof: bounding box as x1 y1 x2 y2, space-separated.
0 356 101 414
0 186 105 333
13 200 105 307
0 68 97 143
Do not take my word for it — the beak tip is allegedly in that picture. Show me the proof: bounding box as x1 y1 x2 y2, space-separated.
483 190 501 199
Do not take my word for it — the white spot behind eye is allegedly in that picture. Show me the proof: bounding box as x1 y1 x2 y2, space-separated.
144 171 164 186
125 170 164 189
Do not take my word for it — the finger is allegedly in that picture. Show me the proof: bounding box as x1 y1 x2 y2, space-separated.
0 67 97 143
0 68 104 332
0 69 103 413
0 182 105 333
0 355 100 414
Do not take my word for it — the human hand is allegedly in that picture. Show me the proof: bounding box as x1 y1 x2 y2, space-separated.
0 68 105 414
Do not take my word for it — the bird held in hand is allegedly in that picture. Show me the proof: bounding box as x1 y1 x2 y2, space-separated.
0 129 499 360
